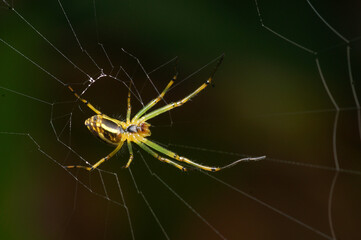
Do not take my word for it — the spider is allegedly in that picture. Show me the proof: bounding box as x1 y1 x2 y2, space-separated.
66 56 265 172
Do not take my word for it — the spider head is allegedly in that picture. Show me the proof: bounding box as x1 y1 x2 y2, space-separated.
84 115 124 145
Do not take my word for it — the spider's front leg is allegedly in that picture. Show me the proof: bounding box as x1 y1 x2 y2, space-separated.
138 137 265 172
133 138 187 171
139 56 224 122
132 74 176 123
124 140 134 168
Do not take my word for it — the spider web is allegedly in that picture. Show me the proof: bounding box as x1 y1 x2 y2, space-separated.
0 0 360 239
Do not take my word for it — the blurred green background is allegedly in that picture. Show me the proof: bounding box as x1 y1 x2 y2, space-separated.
0 0 360 239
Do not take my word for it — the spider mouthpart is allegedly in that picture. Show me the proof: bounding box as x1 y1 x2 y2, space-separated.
84 118 90 126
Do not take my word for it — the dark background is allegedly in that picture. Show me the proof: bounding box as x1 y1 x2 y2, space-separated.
0 0 360 239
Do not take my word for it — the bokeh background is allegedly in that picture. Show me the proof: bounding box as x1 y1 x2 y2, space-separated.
0 0 360 239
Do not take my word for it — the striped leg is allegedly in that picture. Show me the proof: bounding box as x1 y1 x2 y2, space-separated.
124 140 134 168
126 84 132 124
132 74 176 122
140 56 224 122
138 137 265 171
139 137 219 172
133 138 187 171
66 141 124 171
67 85 102 115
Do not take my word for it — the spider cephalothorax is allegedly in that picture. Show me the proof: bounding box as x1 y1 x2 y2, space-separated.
125 122 151 136
66 56 265 172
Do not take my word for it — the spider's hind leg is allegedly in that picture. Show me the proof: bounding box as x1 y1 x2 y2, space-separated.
126 84 132 124
65 141 125 171
67 85 102 115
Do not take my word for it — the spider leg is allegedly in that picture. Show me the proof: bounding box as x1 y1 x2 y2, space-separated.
132 74 176 122
139 137 218 171
140 56 224 122
139 137 265 172
133 138 187 171
66 141 124 171
67 85 102 115
126 84 132 124
124 140 134 168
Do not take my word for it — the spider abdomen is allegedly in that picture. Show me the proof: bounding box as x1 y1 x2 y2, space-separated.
85 115 123 145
